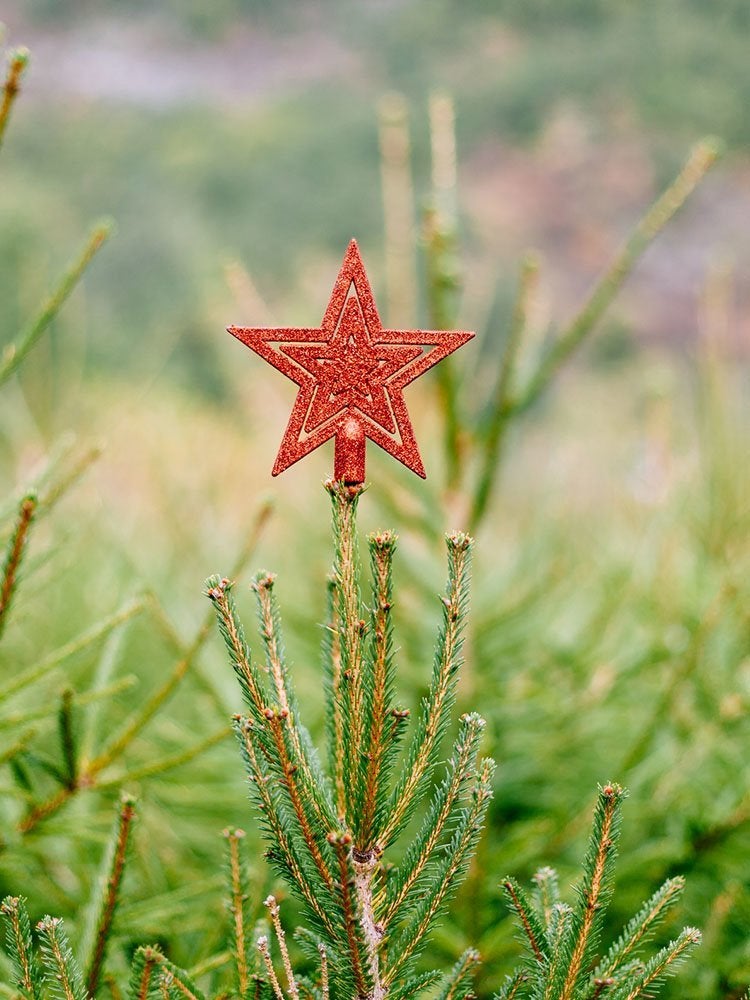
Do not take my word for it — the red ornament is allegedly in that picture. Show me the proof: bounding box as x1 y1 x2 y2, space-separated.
228 240 473 484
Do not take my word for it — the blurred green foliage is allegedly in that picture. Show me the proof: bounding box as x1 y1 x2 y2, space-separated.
2 0 749 396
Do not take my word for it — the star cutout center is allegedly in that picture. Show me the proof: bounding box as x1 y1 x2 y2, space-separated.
281 293 423 436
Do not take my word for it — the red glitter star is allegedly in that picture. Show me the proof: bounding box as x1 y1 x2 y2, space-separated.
228 240 473 483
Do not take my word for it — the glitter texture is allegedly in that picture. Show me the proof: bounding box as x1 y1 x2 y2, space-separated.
228 239 473 484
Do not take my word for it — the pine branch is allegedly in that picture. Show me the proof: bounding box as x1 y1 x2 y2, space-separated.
326 480 367 822
0 493 37 639
0 46 29 150
509 140 719 418
497 789 697 1000
251 572 339 844
38 444 102 514
319 944 329 1000
557 784 625 1000
501 878 547 964
0 676 136 732
257 936 285 1000
541 903 574 1000
264 896 299 1000
126 951 205 1000
469 252 539 533
57 688 78 789
103 973 123 1000
211 486 499 998
186 951 232 980
321 574 346 818
207 577 270 724
591 877 685 987
381 531 473 847
94 726 229 790
356 531 398 851
351 850 384 1000
127 947 162 1000
0 222 113 388
0 896 43 1000
384 757 495 985
0 596 146 705
0 727 36 767
609 928 701 1000
387 971 443 1000
494 971 529 1000
266 707 337 894
434 948 480 1000
155 959 205 1000
235 717 338 942
82 795 138 997
17 786 75 833
329 832 369 999
531 867 560 932
383 712 485 929
89 504 269 781
224 828 251 996
36 916 87 1000
252 572 294 717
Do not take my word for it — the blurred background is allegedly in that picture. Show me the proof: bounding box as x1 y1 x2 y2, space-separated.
0 1 749 997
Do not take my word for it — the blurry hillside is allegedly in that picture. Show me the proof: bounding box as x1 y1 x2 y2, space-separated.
1 0 749 401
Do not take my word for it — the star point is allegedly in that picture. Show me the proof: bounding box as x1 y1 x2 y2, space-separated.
228 240 473 483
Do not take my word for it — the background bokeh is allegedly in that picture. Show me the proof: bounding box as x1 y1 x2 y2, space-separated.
0 2 748 997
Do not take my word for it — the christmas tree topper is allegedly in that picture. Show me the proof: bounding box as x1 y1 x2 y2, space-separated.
228 240 473 484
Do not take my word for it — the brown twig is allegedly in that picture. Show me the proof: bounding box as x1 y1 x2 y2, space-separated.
319 944 329 1000
503 880 544 962
264 895 298 1000
0 493 37 638
329 833 368 999
239 720 337 939
0 47 29 150
352 850 384 1000
86 796 137 997
267 710 335 893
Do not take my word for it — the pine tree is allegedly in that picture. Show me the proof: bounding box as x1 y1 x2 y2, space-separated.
200 482 702 1000
1 480 709 998
205 479 494 1000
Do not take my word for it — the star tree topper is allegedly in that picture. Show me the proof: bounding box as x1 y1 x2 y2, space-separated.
228 240 473 484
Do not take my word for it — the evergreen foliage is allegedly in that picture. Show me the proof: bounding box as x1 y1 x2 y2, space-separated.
498 785 701 1000
205 479 495 999
196 481 699 1000
0 484 709 998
